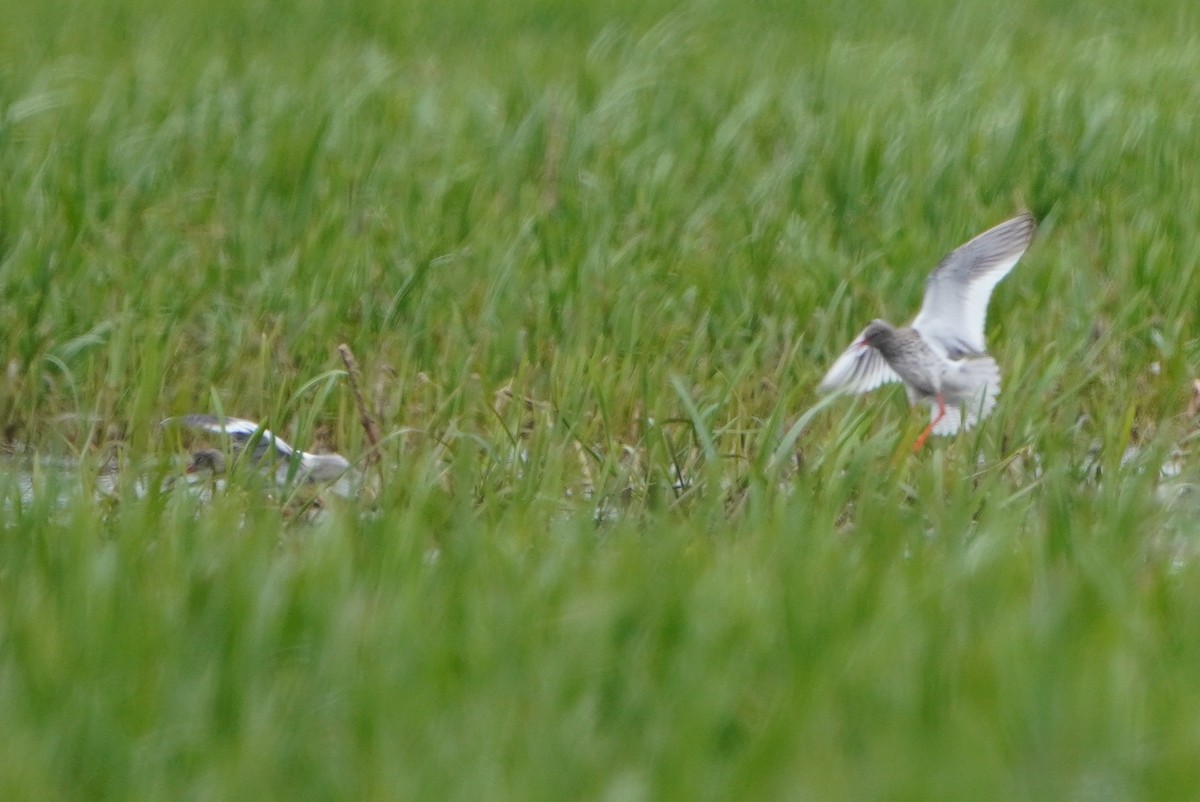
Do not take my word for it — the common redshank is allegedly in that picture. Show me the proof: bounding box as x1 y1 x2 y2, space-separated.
164 414 352 483
817 213 1036 450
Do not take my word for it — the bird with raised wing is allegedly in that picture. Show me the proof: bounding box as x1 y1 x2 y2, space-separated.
817 213 1036 451
164 414 352 483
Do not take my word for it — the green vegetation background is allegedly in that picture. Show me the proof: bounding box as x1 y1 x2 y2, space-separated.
2 0 1200 798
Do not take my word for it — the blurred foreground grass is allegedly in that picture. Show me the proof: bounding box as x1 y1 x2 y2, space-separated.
3 0 1200 798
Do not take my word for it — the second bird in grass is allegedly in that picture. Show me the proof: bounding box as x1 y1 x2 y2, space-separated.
166 414 352 483
817 213 1037 451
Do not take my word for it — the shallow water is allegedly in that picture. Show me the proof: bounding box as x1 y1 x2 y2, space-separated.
0 454 166 512
0 451 357 520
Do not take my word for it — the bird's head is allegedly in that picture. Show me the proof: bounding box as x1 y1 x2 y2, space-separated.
186 448 227 475
858 319 894 348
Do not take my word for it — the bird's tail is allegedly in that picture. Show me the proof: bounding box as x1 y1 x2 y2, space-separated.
932 357 1001 435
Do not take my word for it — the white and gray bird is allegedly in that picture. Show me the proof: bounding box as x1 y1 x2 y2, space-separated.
164 414 352 483
817 213 1037 450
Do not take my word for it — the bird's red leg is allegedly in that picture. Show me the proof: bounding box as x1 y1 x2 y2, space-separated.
912 394 947 453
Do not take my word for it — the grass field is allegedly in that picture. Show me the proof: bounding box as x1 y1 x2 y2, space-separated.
3 0 1200 798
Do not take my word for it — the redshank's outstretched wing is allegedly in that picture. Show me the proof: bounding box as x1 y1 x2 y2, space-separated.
911 213 1035 358
170 414 296 462
817 326 903 395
